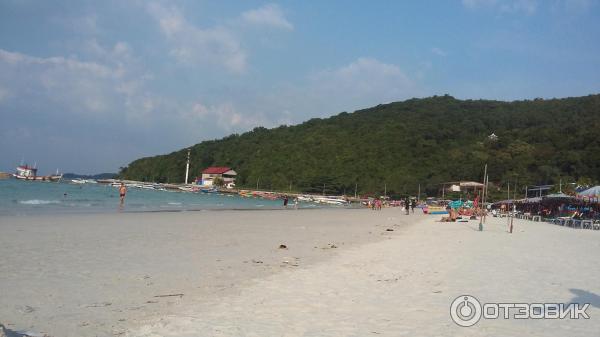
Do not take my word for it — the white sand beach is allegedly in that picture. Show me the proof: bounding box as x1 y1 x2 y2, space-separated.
1 209 599 337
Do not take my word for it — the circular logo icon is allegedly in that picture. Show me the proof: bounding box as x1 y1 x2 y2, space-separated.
450 295 482 327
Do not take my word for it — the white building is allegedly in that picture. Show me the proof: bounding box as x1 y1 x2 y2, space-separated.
199 167 237 187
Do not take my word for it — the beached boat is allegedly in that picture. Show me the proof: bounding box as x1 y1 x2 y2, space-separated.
13 165 62 182
313 196 348 205
179 185 201 192
201 187 218 193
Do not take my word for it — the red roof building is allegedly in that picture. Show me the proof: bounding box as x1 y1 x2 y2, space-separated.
202 167 232 174
198 167 237 187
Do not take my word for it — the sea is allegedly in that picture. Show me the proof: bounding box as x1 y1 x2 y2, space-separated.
0 179 320 216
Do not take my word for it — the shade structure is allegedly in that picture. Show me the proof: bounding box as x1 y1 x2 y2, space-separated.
577 186 600 203
577 186 600 198
544 192 575 199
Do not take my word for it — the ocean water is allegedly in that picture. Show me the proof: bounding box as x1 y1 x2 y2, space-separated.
0 179 313 216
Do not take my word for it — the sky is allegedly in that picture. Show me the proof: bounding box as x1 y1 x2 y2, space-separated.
1 0 599 174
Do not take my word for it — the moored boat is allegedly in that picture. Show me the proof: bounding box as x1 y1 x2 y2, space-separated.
13 165 62 182
201 187 218 193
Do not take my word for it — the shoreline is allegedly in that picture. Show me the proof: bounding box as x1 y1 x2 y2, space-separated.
0 204 360 219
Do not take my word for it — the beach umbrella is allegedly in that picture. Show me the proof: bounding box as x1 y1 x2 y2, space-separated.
577 186 600 198
577 186 600 203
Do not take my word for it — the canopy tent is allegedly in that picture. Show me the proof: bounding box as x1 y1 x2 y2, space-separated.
447 200 475 209
492 199 515 206
577 186 600 198
544 192 574 199
516 197 543 203
459 181 485 188
440 181 485 199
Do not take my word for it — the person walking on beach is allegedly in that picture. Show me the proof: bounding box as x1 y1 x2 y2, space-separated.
119 183 127 206
405 197 410 215
411 199 416 214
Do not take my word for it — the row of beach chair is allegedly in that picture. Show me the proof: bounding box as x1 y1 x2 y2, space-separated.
550 217 600 230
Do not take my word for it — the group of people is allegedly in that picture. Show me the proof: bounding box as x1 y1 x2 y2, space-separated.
282 195 299 208
369 198 383 210
367 198 416 213
498 201 598 220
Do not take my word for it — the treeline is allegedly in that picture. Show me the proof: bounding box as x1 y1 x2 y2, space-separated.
119 94 600 199
63 173 117 179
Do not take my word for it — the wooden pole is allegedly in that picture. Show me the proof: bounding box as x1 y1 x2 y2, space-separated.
479 164 487 231
507 181 512 232
483 173 489 224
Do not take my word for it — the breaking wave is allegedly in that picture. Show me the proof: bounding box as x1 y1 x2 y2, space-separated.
19 199 61 205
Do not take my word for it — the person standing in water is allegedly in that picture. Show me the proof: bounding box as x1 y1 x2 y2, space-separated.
119 183 127 206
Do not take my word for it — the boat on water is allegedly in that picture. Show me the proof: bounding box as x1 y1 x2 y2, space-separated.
71 178 98 184
313 196 348 205
13 165 62 182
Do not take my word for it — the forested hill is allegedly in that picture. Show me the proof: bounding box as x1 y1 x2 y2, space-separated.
120 94 600 197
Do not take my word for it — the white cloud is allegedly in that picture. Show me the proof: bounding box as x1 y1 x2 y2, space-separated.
431 47 447 57
241 4 293 30
554 0 594 13
237 58 423 128
462 0 499 9
176 58 421 136
0 44 165 124
186 102 262 132
307 58 419 106
0 87 11 102
463 0 538 14
147 2 247 73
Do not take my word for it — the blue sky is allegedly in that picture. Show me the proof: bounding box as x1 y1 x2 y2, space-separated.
1 0 599 174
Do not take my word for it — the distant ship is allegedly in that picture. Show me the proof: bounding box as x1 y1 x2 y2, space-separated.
13 164 62 182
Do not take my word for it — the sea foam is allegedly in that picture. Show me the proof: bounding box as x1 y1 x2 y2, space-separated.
19 199 60 205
